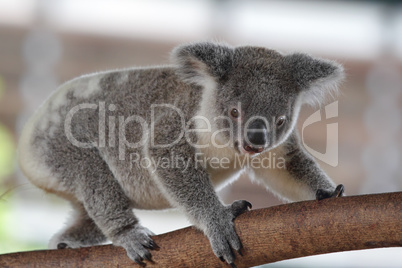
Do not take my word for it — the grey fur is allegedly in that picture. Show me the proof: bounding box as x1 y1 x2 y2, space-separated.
18 41 344 265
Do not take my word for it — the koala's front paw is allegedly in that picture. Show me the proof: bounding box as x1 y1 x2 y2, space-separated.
208 221 241 267
113 225 158 265
316 184 345 201
207 200 252 267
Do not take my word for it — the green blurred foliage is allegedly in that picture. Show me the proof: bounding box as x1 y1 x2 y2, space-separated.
0 75 14 179
0 124 15 179
0 197 45 254
0 75 34 254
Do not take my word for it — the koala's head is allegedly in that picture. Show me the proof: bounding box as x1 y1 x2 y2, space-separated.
172 42 344 155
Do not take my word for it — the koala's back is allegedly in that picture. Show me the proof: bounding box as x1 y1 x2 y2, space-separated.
18 66 201 208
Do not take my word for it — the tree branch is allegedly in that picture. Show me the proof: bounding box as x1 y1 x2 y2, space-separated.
1 192 401 267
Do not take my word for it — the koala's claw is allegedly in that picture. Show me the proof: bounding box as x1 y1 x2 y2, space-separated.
237 247 244 256
334 184 345 197
145 240 160 251
316 184 345 200
134 258 146 266
142 251 153 262
231 200 252 217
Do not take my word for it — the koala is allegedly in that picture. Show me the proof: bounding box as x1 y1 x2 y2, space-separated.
18 41 344 266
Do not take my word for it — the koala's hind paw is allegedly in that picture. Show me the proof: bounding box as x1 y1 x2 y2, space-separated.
53 240 88 249
230 200 252 217
113 225 157 265
316 184 345 201
57 243 68 249
50 231 106 250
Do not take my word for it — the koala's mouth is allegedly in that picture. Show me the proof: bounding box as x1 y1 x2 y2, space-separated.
234 140 266 156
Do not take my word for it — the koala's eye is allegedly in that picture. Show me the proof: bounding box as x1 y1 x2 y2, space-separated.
276 116 286 127
230 108 240 119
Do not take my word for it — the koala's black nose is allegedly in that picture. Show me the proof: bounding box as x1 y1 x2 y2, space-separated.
246 119 267 147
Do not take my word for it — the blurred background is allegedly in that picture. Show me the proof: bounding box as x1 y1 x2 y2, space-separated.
0 0 401 267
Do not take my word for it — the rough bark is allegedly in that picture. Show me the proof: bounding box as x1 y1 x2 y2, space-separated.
1 192 401 267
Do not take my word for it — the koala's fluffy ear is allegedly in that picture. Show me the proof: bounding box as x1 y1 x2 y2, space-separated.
171 42 234 87
286 53 344 106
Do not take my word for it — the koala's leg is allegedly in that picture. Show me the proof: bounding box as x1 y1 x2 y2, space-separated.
150 143 251 266
251 131 344 202
75 155 157 265
49 203 107 249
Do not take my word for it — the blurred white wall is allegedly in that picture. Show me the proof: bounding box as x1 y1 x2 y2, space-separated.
1 0 401 59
